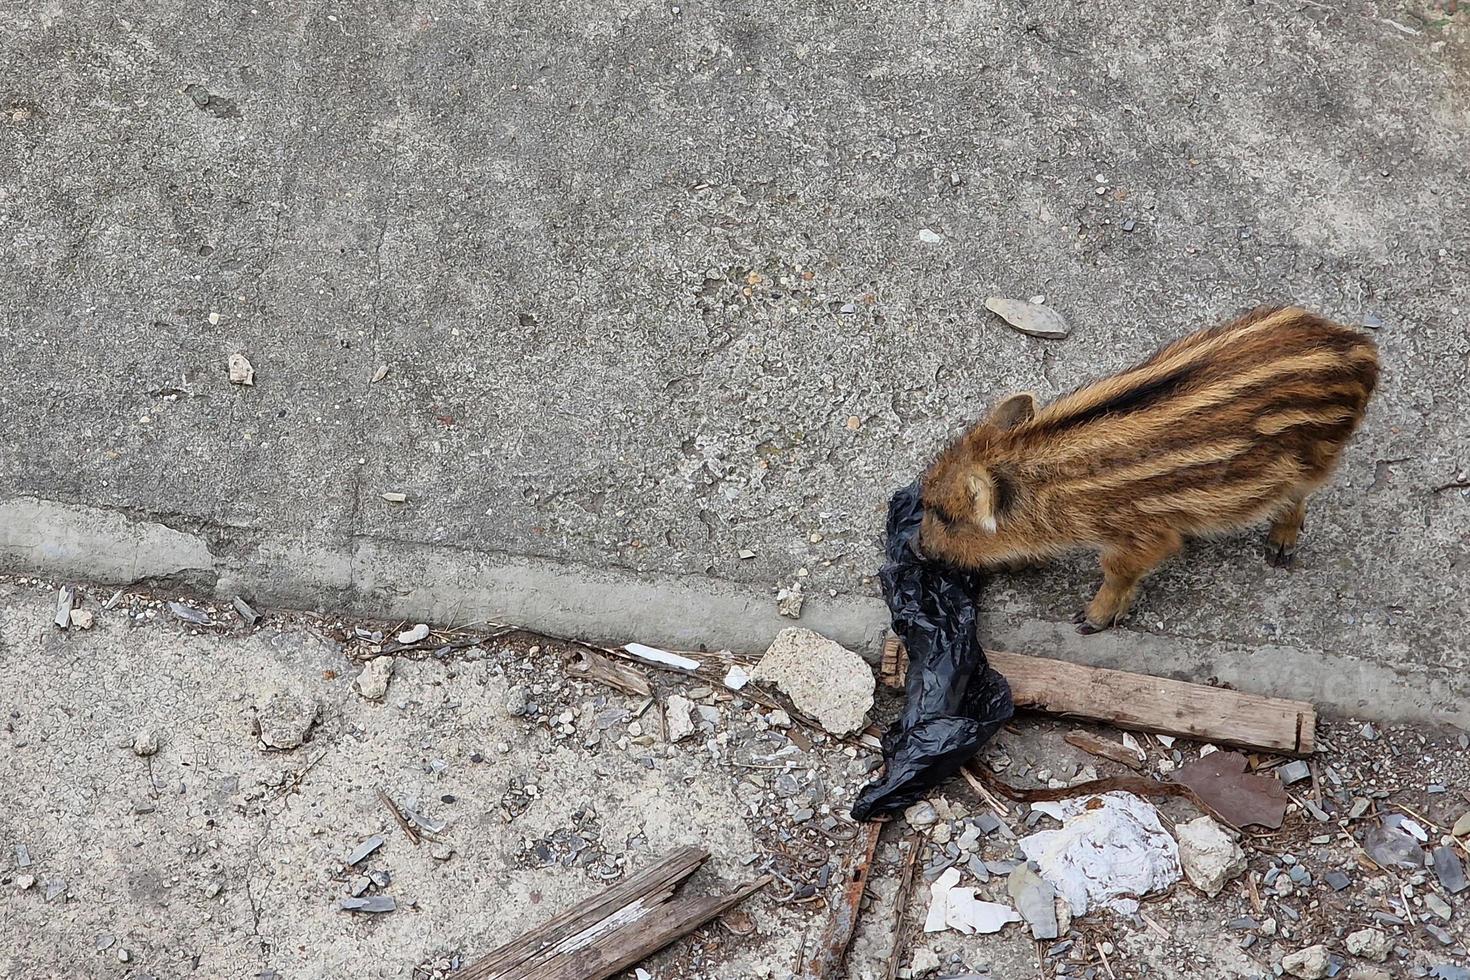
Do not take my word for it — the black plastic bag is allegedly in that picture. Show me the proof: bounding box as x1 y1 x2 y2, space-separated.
850 481 1014 821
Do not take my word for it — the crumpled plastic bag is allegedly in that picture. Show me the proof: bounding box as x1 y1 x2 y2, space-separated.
850 481 1014 820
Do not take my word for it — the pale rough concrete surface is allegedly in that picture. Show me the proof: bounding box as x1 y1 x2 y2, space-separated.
2 2 1470 760
2 582 1467 980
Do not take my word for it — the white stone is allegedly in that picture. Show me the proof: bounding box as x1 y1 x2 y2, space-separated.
751 628 873 735
723 664 751 691
1175 815 1246 897
355 657 395 701
131 729 160 757
1281 944 1329 979
905 801 939 829
395 623 430 644
775 582 804 619
228 353 254 385
68 608 94 629
666 695 696 742
1345 928 1390 962
909 947 941 974
256 692 318 750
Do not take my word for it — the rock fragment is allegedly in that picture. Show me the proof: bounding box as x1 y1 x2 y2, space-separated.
752 628 873 735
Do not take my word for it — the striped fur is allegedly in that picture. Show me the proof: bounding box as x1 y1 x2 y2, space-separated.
919 307 1379 633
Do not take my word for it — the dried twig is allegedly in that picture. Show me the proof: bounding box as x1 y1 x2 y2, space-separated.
883 834 925 980
1065 730 1146 771
377 788 423 846
959 766 1017 834
564 646 652 698
1095 937 1118 979
965 761 1249 836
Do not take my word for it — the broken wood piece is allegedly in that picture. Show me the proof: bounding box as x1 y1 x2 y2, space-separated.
1065 730 1146 771
879 635 908 689
801 821 883 979
883 834 924 980
376 788 423 846
565 646 652 698
882 635 1315 755
459 846 769 980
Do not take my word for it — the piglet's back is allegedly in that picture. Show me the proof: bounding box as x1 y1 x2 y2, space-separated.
1001 306 1379 537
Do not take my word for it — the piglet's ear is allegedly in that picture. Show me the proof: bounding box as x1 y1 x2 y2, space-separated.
965 471 998 533
986 392 1036 430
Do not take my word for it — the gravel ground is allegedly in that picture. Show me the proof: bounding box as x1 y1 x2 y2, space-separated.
2 577 1467 979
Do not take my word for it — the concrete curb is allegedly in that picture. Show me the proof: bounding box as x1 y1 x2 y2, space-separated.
4 495 1465 728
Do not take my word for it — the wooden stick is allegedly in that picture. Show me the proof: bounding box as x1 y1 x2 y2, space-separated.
376 788 422 846
883 834 924 980
564 647 652 698
460 846 768 980
1064 731 1145 771
882 636 1315 755
802 821 884 979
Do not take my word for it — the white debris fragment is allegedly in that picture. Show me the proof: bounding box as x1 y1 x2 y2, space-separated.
1030 801 1067 822
665 695 697 742
1402 818 1429 842
984 296 1072 339
945 891 1022 935
381 491 408 503
1175 815 1246 897
228 353 254 385
372 364 390 383
346 835 385 866
1156 735 1176 748
776 581 804 619
68 608 94 629
256 692 319 750
923 866 1021 935
917 228 944 244
54 585 75 628
355 657 395 701
623 642 701 671
766 708 792 729
131 729 161 757
752 627 874 735
1121 732 1145 761
1018 792 1181 917
395 623 430 644
923 868 961 932
723 664 751 691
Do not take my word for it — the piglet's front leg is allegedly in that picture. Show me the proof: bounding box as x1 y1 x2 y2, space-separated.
1073 531 1182 634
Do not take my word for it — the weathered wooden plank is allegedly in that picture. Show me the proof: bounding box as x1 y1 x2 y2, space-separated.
459 846 707 980
882 636 1315 754
460 846 769 980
